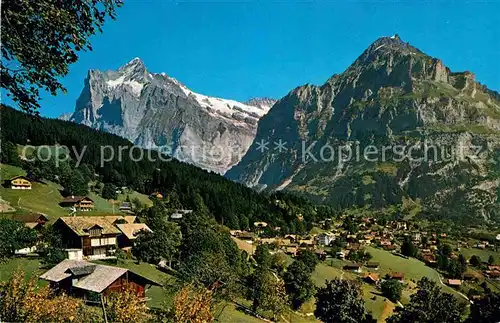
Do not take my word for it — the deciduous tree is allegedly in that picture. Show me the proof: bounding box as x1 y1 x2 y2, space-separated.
0 219 37 259
381 279 403 302
387 277 462 323
106 286 150 322
466 292 500 323
173 284 214 323
296 249 319 272
284 260 315 309
0 270 87 322
314 278 373 323
1 0 122 113
252 269 288 321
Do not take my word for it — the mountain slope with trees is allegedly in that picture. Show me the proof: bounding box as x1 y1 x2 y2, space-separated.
227 35 500 225
0 105 327 231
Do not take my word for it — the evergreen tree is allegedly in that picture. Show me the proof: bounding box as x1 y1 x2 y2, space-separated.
102 182 118 200
0 141 20 166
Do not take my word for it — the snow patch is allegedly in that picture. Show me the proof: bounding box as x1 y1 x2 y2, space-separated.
106 76 144 97
175 83 271 120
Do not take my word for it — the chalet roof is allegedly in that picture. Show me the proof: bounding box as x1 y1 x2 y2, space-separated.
40 259 85 282
447 279 462 286
58 216 121 236
25 223 40 229
344 263 361 269
106 215 137 224
61 196 93 203
486 271 500 277
366 262 380 268
9 175 32 182
73 265 128 293
391 272 404 279
119 202 131 209
116 223 152 240
40 259 159 293
364 273 380 281
11 213 49 223
67 264 96 276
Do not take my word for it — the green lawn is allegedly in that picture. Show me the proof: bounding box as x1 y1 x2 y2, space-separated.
0 164 70 218
459 248 500 264
0 257 45 282
0 163 144 220
116 190 153 208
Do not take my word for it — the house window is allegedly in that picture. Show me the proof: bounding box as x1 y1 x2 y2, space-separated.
89 228 102 236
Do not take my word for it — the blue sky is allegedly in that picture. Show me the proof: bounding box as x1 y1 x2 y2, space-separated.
15 1 500 118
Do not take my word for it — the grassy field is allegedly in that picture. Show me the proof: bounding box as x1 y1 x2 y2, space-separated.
310 246 471 321
0 163 151 221
459 247 500 264
0 257 45 283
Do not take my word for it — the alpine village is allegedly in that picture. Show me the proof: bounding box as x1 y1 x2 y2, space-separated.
1 1 500 323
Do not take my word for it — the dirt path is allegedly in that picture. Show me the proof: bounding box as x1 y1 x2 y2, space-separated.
437 275 470 302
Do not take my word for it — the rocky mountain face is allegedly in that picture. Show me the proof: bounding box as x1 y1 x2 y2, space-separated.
227 35 500 224
67 58 275 174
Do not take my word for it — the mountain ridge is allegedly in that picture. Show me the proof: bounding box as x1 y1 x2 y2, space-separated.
66 58 276 174
227 35 500 224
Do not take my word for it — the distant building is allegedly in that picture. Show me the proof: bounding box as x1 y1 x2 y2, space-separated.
40 259 160 300
116 223 152 249
317 233 335 246
364 273 380 284
390 272 405 282
119 202 133 214
446 279 462 288
170 209 193 220
9 175 32 190
11 212 49 230
336 251 346 259
366 262 380 270
344 263 362 273
60 196 94 211
285 246 298 257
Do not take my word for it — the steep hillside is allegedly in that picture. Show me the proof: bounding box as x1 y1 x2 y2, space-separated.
227 35 500 224
0 164 119 218
66 58 274 174
1 105 321 231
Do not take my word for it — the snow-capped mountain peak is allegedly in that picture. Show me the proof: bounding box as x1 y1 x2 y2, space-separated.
66 58 273 174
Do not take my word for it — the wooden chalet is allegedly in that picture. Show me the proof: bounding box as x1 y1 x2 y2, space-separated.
366 262 380 270
11 212 49 230
390 272 405 282
119 202 133 214
364 273 380 284
53 216 124 260
60 196 95 211
446 279 462 288
344 263 362 273
8 175 32 190
116 223 152 249
40 259 160 300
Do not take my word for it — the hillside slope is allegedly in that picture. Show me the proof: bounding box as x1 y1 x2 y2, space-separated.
227 35 500 224
1 105 319 230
